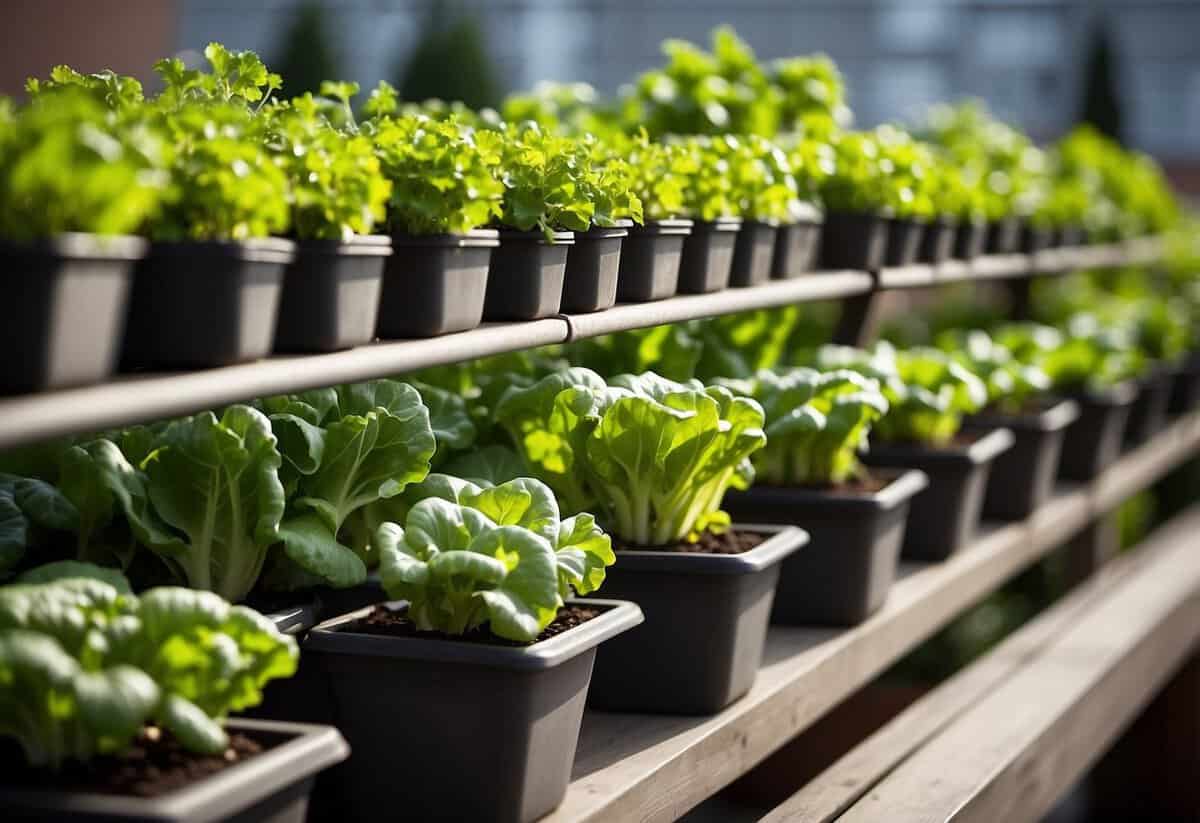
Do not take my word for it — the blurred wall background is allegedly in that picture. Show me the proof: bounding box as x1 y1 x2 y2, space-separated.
3 0 1198 179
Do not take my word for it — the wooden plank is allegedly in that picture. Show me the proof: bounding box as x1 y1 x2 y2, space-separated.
836 506 1200 823
547 412 1200 823
758 521 1170 823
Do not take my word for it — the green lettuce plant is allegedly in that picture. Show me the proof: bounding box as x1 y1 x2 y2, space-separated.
819 131 891 215
770 54 849 137
935 329 1053 414
993 321 1147 394
0 577 297 768
489 122 599 237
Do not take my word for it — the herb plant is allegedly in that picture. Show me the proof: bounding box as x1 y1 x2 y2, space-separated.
935 330 1053 415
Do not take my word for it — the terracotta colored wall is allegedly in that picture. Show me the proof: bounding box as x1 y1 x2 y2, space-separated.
0 0 177 97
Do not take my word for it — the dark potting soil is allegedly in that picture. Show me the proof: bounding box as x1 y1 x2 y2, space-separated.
759 469 896 496
613 528 767 555
353 603 603 647
876 430 983 452
1 726 270 798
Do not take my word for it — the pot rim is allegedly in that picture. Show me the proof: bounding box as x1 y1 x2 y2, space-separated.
0 231 148 261
689 216 744 232
964 398 1081 433
731 467 928 513
390 228 500 248
868 426 1016 466
1 719 348 820
496 228 575 245
629 218 695 237
1076 380 1140 407
146 237 296 263
304 597 644 672
607 523 807 575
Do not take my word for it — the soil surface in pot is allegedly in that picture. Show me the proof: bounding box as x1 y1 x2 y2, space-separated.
613 529 766 555
875 431 981 451
352 603 602 646
1 727 272 798
758 471 893 496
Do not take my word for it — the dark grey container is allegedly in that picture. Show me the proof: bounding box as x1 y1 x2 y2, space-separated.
677 217 741 294
954 219 987 260
985 217 1021 254
724 471 928 626
1019 222 1054 255
1168 354 1200 415
863 428 1015 562
0 233 144 394
1124 367 1174 446
560 221 630 313
303 599 642 823
1 718 349 823
484 229 573 320
615 219 693 302
1058 382 1139 481
918 217 957 265
1057 225 1086 248
771 216 823 279
378 229 498 338
820 211 888 271
122 238 294 368
273 235 391 352
884 218 924 267
962 400 1080 520
587 526 806 714
730 220 779 287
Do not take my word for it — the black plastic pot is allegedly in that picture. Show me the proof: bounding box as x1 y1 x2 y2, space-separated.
1 719 348 822
884 218 924 267
273 236 391 353
1124 367 1174 446
587 526 806 714
483 229 573 320
616 219 693 302
1019 222 1054 255
678 217 740 294
985 217 1021 254
771 216 823 279
820 211 888 271
1058 383 1139 481
954 219 987 261
863 429 1015 562
303 599 642 823
962 400 1080 520
1168 354 1200 415
560 221 631 313
730 220 780 287
1057 225 1086 248
122 238 294 369
0 233 144 394
377 229 497 338
918 217 957 265
724 471 928 626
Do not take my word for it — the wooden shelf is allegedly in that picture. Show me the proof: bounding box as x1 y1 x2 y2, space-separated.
544 410 1200 823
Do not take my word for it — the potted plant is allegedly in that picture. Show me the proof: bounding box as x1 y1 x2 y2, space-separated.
723 367 927 626
494 369 807 713
947 330 1080 519
365 84 504 337
0 574 347 821
267 83 392 352
302 475 642 823
818 131 891 271
773 136 831 278
559 136 644 313
728 135 801 287
924 160 985 265
875 127 936 267
671 136 743 294
0 78 166 394
1122 299 1190 444
820 343 1014 562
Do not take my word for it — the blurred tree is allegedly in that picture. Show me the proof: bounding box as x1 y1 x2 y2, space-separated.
272 1 341 99
395 1 501 109
1079 22 1123 144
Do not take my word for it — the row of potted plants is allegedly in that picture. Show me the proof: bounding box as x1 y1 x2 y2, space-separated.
0 37 1181 396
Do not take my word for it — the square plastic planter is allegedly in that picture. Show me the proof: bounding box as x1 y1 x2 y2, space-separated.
985 217 1020 254
724 471 927 626
303 599 642 823
122 238 294 369
586 526 807 715
1019 222 1053 255
771 216 823 279
918 217 956 265
730 220 780 287
1058 382 1139 481
560 221 631 313
884 218 924 267
615 219 693 302
483 229 573 321
0 233 144 395
962 400 1080 520
1169 354 1200 415
954 219 987 261
678 217 741 294
1 719 349 822
273 235 391 353
1124 367 1174 447
863 428 1015 563
821 211 888 271
377 229 497 338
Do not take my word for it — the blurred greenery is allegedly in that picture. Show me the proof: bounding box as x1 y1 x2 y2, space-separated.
271 1 342 99
395 1 501 110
